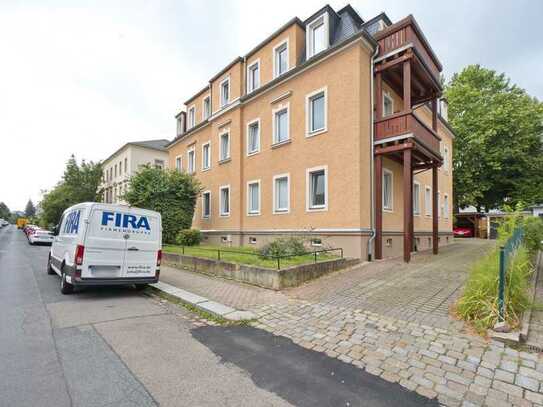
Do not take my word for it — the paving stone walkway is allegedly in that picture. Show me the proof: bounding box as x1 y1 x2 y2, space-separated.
162 240 543 406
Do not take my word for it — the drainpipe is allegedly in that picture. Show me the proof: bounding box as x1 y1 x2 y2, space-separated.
366 44 380 262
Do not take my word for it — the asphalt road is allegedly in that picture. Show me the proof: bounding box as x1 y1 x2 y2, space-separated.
0 225 436 407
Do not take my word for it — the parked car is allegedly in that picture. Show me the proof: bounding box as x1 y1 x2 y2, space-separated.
28 229 54 245
23 224 39 236
0 219 8 227
453 227 473 238
48 202 162 294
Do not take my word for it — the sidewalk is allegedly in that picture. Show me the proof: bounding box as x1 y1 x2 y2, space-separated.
159 241 543 407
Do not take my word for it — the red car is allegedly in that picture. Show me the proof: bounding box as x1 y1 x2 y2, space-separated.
453 227 473 238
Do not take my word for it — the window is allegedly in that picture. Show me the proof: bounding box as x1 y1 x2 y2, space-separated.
119 160 122 175
383 91 394 117
443 146 449 173
124 158 128 173
247 119 260 155
154 159 164 169
306 14 328 58
249 237 257 244
202 142 211 170
444 194 449 219
311 238 323 247
413 182 421 215
425 186 432 216
175 155 182 172
188 105 196 129
202 96 211 120
247 180 260 215
176 115 184 135
247 60 260 92
273 174 289 213
187 148 195 173
114 164 117 178
220 78 230 108
219 131 230 161
202 191 211 218
220 185 230 216
273 106 289 144
274 40 288 78
383 169 393 211
307 166 327 211
306 88 327 135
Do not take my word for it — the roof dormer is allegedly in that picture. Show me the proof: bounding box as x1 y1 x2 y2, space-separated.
306 11 330 59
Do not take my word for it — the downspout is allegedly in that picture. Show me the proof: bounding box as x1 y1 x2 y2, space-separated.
366 43 380 261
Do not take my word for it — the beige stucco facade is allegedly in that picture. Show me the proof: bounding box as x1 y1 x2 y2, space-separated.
168 7 454 260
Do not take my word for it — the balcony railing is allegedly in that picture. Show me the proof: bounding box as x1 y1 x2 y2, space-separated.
375 111 441 157
374 16 442 85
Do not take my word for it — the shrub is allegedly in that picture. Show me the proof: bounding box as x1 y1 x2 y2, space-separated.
523 216 543 256
259 237 307 258
176 229 202 246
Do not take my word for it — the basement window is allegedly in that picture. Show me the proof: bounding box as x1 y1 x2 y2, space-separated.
311 238 323 247
386 238 393 247
249 237 257 245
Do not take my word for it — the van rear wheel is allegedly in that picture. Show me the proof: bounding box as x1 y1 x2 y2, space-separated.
60 268 74 294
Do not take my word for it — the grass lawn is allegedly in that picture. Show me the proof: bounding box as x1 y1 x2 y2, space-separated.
162 244 340 269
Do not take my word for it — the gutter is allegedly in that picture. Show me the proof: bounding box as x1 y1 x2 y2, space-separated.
366 43 380 262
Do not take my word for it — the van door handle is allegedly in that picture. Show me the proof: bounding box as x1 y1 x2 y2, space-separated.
127 247 139 251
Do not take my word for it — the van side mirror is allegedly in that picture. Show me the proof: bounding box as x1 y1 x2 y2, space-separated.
52 225 59 236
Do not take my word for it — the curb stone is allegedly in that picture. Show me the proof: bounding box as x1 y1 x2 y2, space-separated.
150 281 257 321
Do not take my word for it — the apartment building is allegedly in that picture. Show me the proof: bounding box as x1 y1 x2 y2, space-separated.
167 4 455 261
101 139 169 204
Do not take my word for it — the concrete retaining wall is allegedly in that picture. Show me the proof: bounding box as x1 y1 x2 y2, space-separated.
163 252 359 290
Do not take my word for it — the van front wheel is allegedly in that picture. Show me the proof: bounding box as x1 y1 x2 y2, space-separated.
60 268 74 294
47 256 55 275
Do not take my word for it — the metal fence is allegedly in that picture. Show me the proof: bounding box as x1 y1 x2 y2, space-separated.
497 227 524 321
175 246 344 270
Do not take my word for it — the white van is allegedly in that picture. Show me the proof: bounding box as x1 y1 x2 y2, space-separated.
48 202 162 294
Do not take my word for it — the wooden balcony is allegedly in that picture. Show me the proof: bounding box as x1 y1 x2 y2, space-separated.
375 111 441 159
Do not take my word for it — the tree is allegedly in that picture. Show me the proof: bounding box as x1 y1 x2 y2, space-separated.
40 155 103 227
445 65 543 211
0 202 10 220
124 166 201 243
24 199 36 218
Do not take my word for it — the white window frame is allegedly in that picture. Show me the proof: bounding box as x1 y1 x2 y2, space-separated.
306 13 329 59
219 77 230 108
273 173 290 214
306 165 328 212
247 180 261 216
246 118 261 156
413 181 421 216
272 103 290 145
202 95 211 120
444 193 449 219
425 186 432 217
201 141 211 171
383 168 393 212
188 105 196 129
175 155 182 172
273 39 289 79
305 87 328 137
443 146 449 174
219 130 230 162
246 59 260 93
187 147 196 174
383 91 394 117
202 190 211 219
219 185 230 217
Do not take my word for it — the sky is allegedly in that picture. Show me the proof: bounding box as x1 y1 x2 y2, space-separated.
1 0 542 212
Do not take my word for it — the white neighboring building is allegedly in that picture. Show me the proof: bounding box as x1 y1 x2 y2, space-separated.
101 139 170 204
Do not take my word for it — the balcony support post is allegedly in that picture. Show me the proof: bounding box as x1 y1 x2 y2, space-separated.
375 154 383 260
432 98 438 131
432 163 439 255
410 166 415 252
403 148 412 263
403 60 411 110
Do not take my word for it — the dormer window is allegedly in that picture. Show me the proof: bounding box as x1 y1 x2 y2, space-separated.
203 96 211 120
220 77 230 108
176 114 185 136
306 14 329 58
273 40 289 78
188 106 196 129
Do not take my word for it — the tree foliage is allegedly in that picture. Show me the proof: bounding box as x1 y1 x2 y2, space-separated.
445 65 543 211
39 155 103 227
0 202 10 220
24 199 36 218
124 166 201 244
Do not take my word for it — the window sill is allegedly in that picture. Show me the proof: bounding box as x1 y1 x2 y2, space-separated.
383 208 393 213
307 206 327 212
219 213 230 218
202 216 210 220
247 212 261 217
247 150 260 157
218 158 231 165
271 139 291 149
201 167 211 172
273 209 289 215
306 128 327 138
